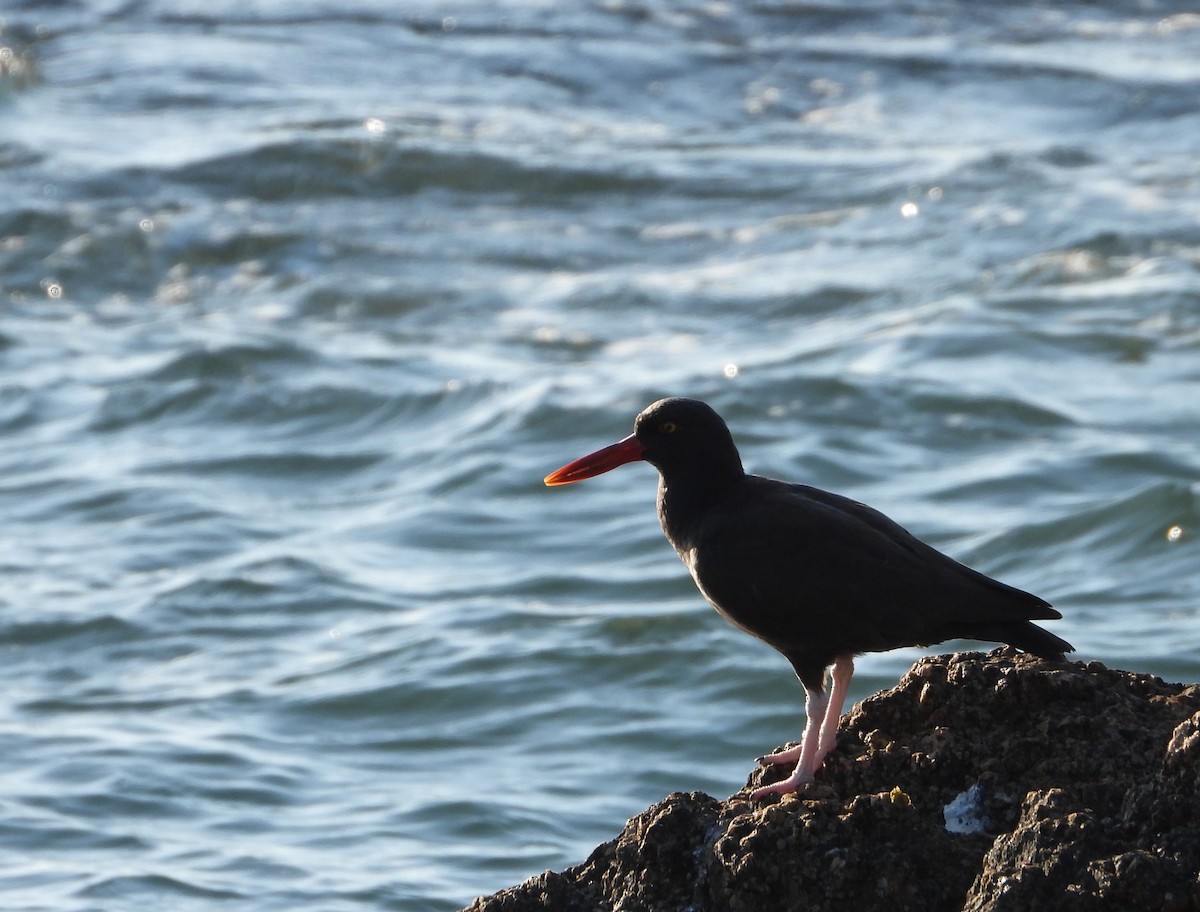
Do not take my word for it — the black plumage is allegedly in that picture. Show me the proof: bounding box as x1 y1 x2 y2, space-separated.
546 397 1072 797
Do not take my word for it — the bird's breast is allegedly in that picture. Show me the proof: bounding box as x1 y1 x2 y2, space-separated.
680 546 699 574
679 544 751 617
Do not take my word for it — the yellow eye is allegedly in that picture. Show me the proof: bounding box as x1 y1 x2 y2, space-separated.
660 421 678 434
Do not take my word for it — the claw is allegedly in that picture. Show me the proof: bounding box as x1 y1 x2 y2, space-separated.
757 744 804 766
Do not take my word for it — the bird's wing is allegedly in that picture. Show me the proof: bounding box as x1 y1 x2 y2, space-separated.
687 477 1056 659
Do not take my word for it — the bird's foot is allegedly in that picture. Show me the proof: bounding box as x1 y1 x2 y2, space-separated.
750 768 814 800
756 743 804 767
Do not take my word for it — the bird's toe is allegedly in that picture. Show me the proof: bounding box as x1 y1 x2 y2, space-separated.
756 743 804 766
749 775 813 801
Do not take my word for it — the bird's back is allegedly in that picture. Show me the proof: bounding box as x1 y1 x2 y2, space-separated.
671 474 1071 686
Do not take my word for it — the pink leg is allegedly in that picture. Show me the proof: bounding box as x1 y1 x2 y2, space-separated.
757 666 826 767
751 682 827 800
751 655 854 800
814 655 853 767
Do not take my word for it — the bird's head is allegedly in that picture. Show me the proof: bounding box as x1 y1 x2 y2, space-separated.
544 397 743 486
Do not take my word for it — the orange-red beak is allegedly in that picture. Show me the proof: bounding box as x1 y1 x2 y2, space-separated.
543 434 647 486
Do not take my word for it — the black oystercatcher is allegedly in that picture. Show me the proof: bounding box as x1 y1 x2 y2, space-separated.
544 398 1073 799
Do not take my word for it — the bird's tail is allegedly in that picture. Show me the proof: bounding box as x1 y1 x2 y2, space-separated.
975 620 1074 660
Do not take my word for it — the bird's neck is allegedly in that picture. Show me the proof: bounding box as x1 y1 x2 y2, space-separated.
656 468 742 552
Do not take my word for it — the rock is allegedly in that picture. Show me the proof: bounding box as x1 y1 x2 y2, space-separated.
461 649 1200 912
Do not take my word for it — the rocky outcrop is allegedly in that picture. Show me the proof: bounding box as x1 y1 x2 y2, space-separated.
463 648 1200 912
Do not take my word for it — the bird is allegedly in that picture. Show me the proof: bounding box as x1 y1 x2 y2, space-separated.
544 397 1073 799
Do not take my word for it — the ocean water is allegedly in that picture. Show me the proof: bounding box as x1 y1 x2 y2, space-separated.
1 1 1198 909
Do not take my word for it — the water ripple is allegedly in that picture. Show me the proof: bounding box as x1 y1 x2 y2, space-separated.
0 1 1197 910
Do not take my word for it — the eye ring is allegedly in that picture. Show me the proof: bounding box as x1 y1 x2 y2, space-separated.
660 421 678 434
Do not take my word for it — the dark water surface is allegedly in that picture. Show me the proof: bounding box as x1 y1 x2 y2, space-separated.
2 1 1198 909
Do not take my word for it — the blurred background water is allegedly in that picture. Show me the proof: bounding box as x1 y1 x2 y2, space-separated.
1 0 1198 909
